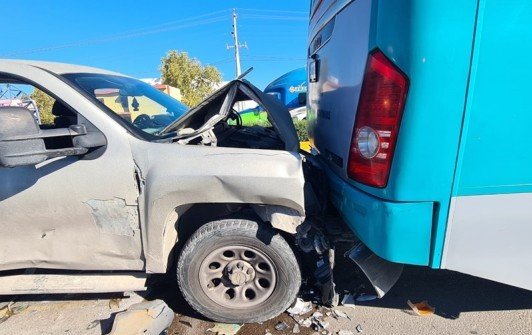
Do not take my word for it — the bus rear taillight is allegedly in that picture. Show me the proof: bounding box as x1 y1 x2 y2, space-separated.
347 49 409 188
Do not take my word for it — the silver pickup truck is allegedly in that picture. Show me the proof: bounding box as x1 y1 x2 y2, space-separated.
0 60 307 323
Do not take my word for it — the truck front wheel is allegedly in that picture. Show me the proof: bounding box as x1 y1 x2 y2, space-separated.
176 218 301 323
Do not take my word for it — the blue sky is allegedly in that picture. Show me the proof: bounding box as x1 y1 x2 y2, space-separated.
2 1 309 89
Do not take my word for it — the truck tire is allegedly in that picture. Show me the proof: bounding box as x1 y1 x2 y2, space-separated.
176 218 301 323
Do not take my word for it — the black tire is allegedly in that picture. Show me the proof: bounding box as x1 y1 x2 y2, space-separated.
176 218 301 323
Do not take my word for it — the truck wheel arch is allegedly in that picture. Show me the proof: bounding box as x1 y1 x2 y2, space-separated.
144 202 305 274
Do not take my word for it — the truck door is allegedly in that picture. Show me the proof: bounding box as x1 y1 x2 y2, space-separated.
0 70 144 271
442 1 532 290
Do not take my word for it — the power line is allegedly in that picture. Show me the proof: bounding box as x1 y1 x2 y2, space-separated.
240 15 308 21
0 8 308 58
2 16 227 57
242 59 305 63
1 10 231 57
245 55 306 61
89 8 231 38
238 8 308 15
207 57 235 66
122 9 231 33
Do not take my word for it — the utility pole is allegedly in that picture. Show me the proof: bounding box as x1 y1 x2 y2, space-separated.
227 8 247 78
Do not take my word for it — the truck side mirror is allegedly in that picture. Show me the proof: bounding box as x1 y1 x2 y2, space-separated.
0 107 93 168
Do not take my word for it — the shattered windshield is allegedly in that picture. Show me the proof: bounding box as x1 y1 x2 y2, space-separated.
62 73 189 136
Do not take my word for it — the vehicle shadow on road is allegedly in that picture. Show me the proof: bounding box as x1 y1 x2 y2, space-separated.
356 266 532 319
144 274 211 322
144 259 532 322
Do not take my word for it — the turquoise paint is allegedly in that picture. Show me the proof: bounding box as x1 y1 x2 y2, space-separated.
354 0 478 267
452 0 532 197
310 0 479 268
313 0 532 269
324 160 433 265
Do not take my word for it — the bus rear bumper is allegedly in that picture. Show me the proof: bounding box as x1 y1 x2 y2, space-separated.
325 167 434 266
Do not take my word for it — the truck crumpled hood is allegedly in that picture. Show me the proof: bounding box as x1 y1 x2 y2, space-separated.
160 79 300 152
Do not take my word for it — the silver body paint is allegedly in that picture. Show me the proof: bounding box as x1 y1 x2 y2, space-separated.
131 139 305 273
442 194 532 290
0 60 306 275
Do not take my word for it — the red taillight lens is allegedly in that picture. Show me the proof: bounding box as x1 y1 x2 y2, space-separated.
347 49 409 187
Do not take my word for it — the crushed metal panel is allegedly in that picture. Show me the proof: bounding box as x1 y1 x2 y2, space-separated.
160 79 299 152
85 198 140 237
240 80 300 152
109 299 173 335
130 139 306 273
346 242 403 298
252 204 305 234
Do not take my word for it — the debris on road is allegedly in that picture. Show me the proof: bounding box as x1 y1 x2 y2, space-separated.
275 321 289 331
207 322 242 335
86 319 100 330
331 308 351 320
0 306 9 324
338 331 356 335
108 298 121 309
310 311 331 331
356 324 363 333
109 299 173 335
286 298 313 316
319 320 330 329
341 294 356 308
0 301 29 324
407 300 435 316
299 317 313 328
179 320 193 328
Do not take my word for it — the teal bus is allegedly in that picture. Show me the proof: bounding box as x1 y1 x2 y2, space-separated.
307 0 532 293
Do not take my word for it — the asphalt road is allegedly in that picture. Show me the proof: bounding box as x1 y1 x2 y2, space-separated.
164 265 532 335
1 266 531 335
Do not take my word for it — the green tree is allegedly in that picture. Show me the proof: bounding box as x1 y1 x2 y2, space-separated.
160 51 222 107
30 88 55 124
293 119 309 141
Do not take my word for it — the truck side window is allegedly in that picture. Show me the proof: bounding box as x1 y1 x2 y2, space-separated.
0 79 80 149
0 82 56 127
62 73 189 136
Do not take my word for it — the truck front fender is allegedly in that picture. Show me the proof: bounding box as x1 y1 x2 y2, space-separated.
130 140 306 273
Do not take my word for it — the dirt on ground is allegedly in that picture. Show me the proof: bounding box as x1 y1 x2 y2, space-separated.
1 265 532 335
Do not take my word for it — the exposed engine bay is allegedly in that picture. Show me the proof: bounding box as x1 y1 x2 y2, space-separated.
179 116 285 150
160 79 299 152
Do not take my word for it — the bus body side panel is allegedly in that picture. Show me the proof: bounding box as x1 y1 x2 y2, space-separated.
309 0 478 266
307 0 373 181
442 0 532 290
